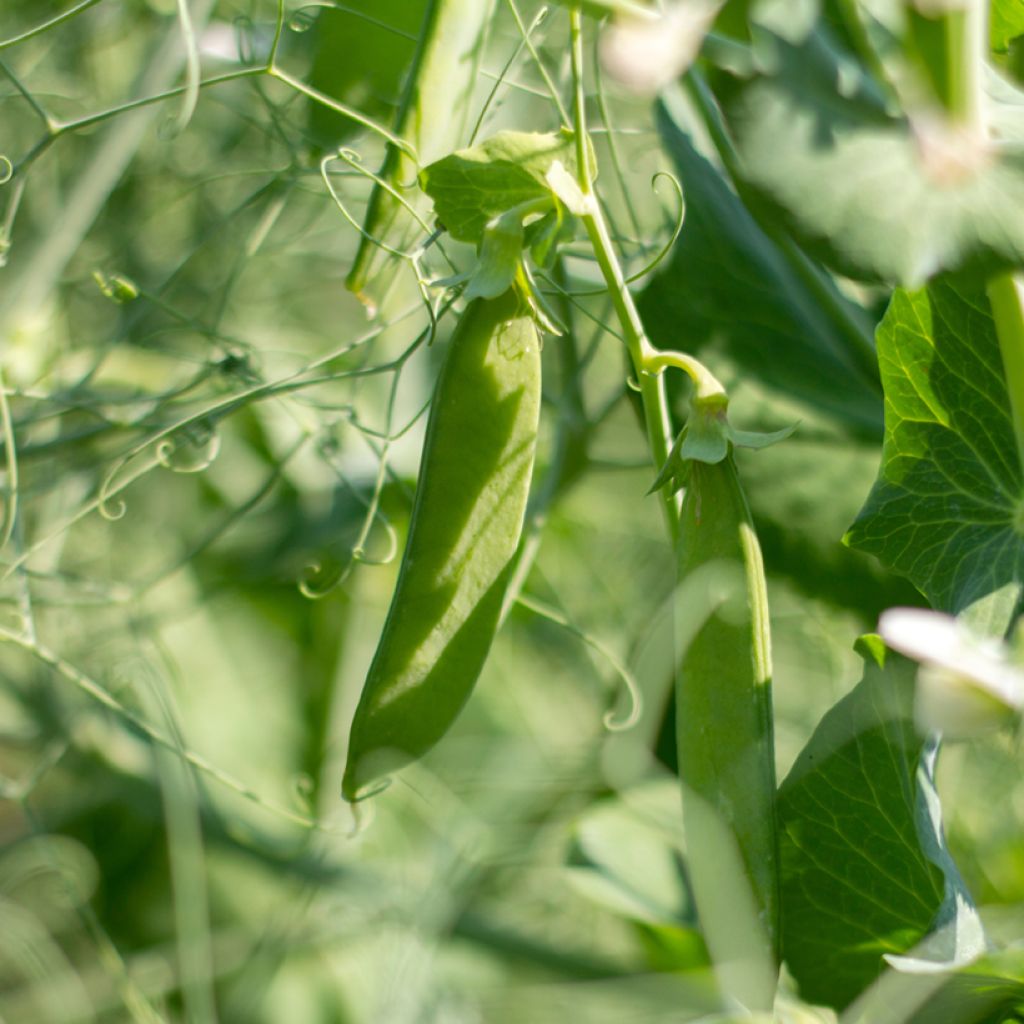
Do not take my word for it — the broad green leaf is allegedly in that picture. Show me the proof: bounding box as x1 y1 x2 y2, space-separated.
992 0 1024 53
845 280 1024 626
420 131 582 243
722 32 1024 284
779 638 975 1010
639 99 883 437
734 424 924 619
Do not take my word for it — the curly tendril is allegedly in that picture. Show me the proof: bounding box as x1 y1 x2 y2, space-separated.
234 16 257 65
154 422 222 474
515 593 643 732
98 461 131 522
563 171 685 298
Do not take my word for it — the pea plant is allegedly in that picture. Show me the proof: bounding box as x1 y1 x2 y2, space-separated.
2 0 1024 1022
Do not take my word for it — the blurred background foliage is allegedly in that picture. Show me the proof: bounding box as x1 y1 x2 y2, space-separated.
0 1 1022 1022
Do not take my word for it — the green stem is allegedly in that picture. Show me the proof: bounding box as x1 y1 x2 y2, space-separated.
569 8 720 544
644 351 727 404
985 273 1024 478
909 0 986 130
947 1 985 128
966 14 1024 480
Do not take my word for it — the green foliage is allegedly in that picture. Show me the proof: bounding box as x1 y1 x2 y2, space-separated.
719 31 1024 284
345 0 493 301
992 0 1024 53
3 1 1024 1020
420 130 582 243
564 779 696 930
846 279 1024 628
639 95 882 437
779 639 949 1009
307 0 428 149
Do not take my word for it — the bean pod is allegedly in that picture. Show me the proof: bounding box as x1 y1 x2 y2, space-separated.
674 454 779 1010
342 289 541 800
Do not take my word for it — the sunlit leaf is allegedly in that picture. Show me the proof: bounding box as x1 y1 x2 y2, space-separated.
420 131 584 243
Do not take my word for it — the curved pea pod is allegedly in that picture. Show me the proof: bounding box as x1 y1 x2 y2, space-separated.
674 454 779 1011
342 290 541 801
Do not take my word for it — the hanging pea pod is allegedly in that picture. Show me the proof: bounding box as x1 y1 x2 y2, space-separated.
345 0 493 309
656 400 782 1012
342 289 541 801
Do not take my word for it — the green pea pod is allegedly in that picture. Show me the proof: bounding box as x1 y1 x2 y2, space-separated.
342 290 541 801
345 0 493 307
675 455 779 1011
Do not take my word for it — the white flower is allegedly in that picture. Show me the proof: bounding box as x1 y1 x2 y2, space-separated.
878 608 1024 738
600 1 719 96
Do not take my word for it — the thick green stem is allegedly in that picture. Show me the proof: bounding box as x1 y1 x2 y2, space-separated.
986 274 1024 479
962 13 1024 479
953 1 985 128
569 9 680 540
909 0 986 130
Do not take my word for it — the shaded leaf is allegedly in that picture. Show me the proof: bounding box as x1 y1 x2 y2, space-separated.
848 945 1024 1023
306 1 426 150
779 638 975 1009
640 99 882 438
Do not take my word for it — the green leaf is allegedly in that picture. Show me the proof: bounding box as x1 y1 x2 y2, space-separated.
639 99 883 438
734 421 924 619
564 780 695 929
992 0 1024 53
722 32 1024 284
463 212 525 301
779 639 977 1010
525 206 575 269
845 279 1024 626
420 131 582 243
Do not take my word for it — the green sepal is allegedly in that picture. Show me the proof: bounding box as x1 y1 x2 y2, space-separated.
649 399 797 494
525 205 576 270
515 263 565 336
680 399 731 465
729 423 799 450
464 211 525 302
